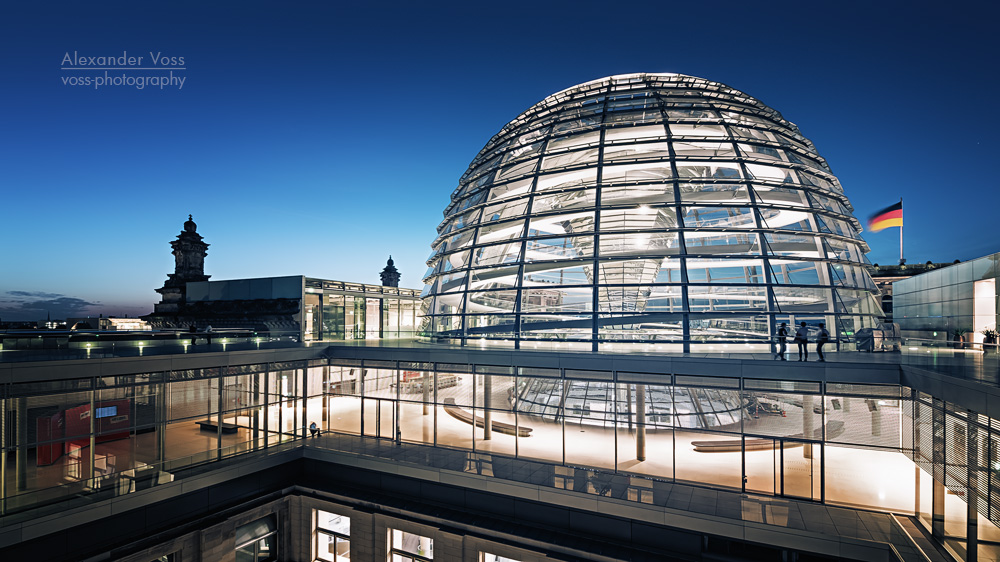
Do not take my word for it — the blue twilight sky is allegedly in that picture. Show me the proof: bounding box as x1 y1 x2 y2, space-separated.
1 1 997 321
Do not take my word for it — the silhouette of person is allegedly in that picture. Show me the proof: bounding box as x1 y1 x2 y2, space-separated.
817 323 830 362
795 322 809 361
774 323 788 360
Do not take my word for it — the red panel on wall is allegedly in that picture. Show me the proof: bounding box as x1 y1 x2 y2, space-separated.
36 415 64 466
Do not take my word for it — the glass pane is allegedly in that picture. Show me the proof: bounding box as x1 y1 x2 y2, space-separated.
235 515 276 546
675 430 741 489
235 547 255 562
317 532 335 562
525 236 594 262
318 510 350 535
744 437 777 495
391 529 433 559
257 535 276 561
782 441 820 500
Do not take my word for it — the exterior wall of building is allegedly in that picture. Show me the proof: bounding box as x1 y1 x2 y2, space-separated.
3 348 1000 561
895 254 1000 343
113 496 291 562
303 278 420 343
117 484 854 562
867 261 957 324
187 276 306 302
131 491 567 562
180 275 422 343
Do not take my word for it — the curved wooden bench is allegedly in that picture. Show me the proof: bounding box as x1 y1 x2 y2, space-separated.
443 398 532 437
196 420 239 434
692 421 844 452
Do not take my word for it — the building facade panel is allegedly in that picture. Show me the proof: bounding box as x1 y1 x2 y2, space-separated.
895 253 1000 345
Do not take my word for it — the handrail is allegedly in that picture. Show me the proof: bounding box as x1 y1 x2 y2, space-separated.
887 514 934 562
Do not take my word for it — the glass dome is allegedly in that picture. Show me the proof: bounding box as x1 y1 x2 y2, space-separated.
421 73 881 352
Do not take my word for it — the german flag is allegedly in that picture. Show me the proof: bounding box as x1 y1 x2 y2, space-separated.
868 201 902 232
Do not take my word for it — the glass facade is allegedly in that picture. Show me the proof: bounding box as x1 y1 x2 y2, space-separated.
186 275 420 343
305 279 420 342
7 355 1000 557
0 360 327 515
421 73 882 351
894 253 1000 344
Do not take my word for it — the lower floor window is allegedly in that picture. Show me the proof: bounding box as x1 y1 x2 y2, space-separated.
236 515 278 562
319 531 350 561
317 510 351 561
388 529 433 561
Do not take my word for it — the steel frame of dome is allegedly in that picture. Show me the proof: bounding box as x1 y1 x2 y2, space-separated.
421 73 882 352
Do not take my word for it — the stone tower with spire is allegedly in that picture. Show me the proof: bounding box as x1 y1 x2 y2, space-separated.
380 256 400 287
151 215 211 315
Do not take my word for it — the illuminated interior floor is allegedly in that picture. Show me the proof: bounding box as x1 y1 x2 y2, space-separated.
3 420 267 512
6 389 1000 559
325 394 1000 558
325 397 898 507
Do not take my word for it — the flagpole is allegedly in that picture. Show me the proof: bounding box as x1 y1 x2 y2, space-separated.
899 197 903 265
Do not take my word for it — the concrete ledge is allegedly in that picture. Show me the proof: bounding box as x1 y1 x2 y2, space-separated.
301 443 899 560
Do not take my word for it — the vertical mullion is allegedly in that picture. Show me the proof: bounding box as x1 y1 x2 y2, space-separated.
432 365 439 447
263 366 270 449
613 371 618 472
591 82 613 351
89 380 96 487
216 369 223 458
514 372 519 458
653 82 690 352
300 367 307 440
278 368 284 444
395 361 401 443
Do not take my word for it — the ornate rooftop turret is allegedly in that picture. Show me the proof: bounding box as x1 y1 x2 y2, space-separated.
170 214 210 284
150 215 211 315
380 255 400 287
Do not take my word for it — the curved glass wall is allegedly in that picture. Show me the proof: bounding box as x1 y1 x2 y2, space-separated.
421 73 882 351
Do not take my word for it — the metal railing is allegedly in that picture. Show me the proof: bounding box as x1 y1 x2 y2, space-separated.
4 330 1000 388
888 514 933 562
898 337 1000 386
305 432 933 560
0 329 302 363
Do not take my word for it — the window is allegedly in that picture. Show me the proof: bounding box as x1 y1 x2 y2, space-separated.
480 554 521 562
317 510 350 561
236 515 277 562
388 529 433 561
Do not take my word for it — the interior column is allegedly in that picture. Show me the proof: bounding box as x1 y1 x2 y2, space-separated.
933 401 946 538
802 395 814 459
16 397 27 492
156 376 167 463
483 374 492 441
636 384 646 462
